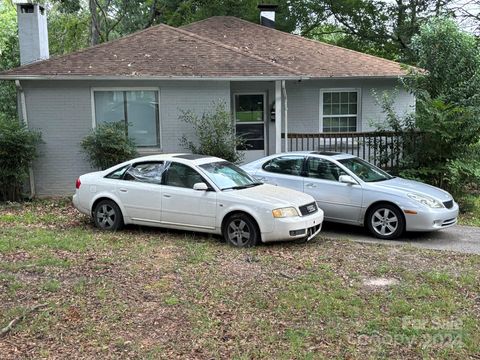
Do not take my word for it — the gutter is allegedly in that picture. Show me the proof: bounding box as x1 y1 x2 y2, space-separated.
15 80 36 198
0 75 309 81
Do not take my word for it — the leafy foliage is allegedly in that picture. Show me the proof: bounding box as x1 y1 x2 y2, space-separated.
80 121 138 170
374 19 480 196
0 114 42 202
179 102 245 164
0 4 19 119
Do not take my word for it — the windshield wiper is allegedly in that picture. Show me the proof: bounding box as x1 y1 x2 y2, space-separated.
222 182 262 191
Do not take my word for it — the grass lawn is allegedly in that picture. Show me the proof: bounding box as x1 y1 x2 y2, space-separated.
1 199 479 359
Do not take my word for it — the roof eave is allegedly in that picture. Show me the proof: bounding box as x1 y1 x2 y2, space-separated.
308 74 407 80
0 74 309 81
0 74 409 81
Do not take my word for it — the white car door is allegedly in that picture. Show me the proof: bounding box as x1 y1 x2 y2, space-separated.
160 162 217 230
115 162 164 224
303 157 363 224
252 155 305 193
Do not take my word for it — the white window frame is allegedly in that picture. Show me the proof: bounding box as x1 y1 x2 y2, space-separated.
233 92 267 152
91 87 162 149
319 88 362 133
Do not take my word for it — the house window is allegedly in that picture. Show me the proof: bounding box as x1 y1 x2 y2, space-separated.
321 91 358 133
93 90 159 147
234 94 265 151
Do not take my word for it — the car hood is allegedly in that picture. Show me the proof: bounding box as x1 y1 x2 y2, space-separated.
368 177 453 201
226 184 316 208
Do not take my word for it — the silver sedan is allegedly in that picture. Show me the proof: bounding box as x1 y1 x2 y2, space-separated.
242 152 459 240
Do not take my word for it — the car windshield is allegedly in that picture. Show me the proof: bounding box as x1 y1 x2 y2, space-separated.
338 157 394 182
199 161 261 190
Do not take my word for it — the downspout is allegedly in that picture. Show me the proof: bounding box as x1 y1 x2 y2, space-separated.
282 80 288 152
15 80 36 198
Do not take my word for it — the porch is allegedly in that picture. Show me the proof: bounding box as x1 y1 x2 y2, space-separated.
231 79 415 164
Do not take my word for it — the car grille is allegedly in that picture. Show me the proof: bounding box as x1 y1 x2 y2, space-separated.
442 218 457 227
299 202 318 216
443 200 454 209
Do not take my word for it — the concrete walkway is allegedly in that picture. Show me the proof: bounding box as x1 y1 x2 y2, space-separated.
320 222 480 255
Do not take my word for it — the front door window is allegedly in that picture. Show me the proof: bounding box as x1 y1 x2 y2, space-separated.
234 94 265 152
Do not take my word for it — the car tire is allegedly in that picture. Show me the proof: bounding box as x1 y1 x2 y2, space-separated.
223 213 260 247
367 203 405 240
93 199 124 231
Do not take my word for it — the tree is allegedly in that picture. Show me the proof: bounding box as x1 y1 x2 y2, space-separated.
378 18 480 195
289 0 459 63
0 3 19 119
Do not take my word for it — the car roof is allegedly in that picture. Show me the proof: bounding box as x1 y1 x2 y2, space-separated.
124 153 225 166
267 151 356 160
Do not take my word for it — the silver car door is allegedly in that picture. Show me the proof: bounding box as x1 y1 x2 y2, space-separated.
253 155 305 193
304 157 363 224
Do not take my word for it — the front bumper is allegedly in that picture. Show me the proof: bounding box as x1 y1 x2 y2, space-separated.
404 201 459 232
261 210 324 242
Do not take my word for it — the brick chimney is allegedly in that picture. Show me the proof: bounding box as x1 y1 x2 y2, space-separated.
15 1 49 65
258 4 278 29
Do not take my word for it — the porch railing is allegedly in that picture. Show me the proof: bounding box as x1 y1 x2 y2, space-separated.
282 131 422 170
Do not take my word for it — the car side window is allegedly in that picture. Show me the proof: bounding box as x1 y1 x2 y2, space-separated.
105 165 130 179
163 162 206 189
123 162 165 184
262 156 305 176
307 158 346 181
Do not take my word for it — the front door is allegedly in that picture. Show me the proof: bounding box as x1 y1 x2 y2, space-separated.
234 93 266 163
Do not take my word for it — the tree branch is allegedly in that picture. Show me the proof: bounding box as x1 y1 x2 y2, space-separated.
0 304 48 338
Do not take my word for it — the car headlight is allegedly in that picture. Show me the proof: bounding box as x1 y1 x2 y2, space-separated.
407 193 443 208
272 207 300 218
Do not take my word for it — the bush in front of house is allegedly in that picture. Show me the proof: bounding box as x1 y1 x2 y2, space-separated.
179 102 245 164
0 114 42 202
81 121 138 170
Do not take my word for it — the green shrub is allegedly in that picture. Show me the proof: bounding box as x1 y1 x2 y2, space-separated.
80 121 138 170
0 114 42 202
179 102 245 164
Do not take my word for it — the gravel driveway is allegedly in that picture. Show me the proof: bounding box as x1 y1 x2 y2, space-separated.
320 222 480 254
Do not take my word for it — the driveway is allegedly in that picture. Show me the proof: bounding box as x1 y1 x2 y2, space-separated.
320 222 480 255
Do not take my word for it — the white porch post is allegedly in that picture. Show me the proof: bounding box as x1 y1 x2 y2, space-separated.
282 80 288 152
275 80 282 153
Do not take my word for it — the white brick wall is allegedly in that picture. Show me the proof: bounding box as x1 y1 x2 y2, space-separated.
285 79 415 133
21 78 413 195
22 80 230 195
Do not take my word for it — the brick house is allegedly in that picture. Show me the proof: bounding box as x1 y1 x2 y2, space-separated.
0 3 414 196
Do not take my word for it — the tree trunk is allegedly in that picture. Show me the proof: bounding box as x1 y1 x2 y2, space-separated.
89 0 100 45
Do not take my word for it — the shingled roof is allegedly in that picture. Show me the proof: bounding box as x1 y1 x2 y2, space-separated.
0 16 408 80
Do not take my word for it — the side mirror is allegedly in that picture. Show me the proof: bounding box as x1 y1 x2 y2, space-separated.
193 182 209 191
339 175 358 185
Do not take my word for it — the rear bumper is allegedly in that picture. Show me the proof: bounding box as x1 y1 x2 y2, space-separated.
405 202 459 232
261 210 324 242
72 194 90 216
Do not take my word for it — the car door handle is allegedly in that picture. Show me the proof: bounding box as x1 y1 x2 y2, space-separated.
306 183 317 188
119 188 128 193
163 194 172 198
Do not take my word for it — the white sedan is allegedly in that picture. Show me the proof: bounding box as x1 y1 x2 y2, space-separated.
73 154 324 247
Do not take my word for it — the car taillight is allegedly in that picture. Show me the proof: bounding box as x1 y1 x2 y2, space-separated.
75 178 81 189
